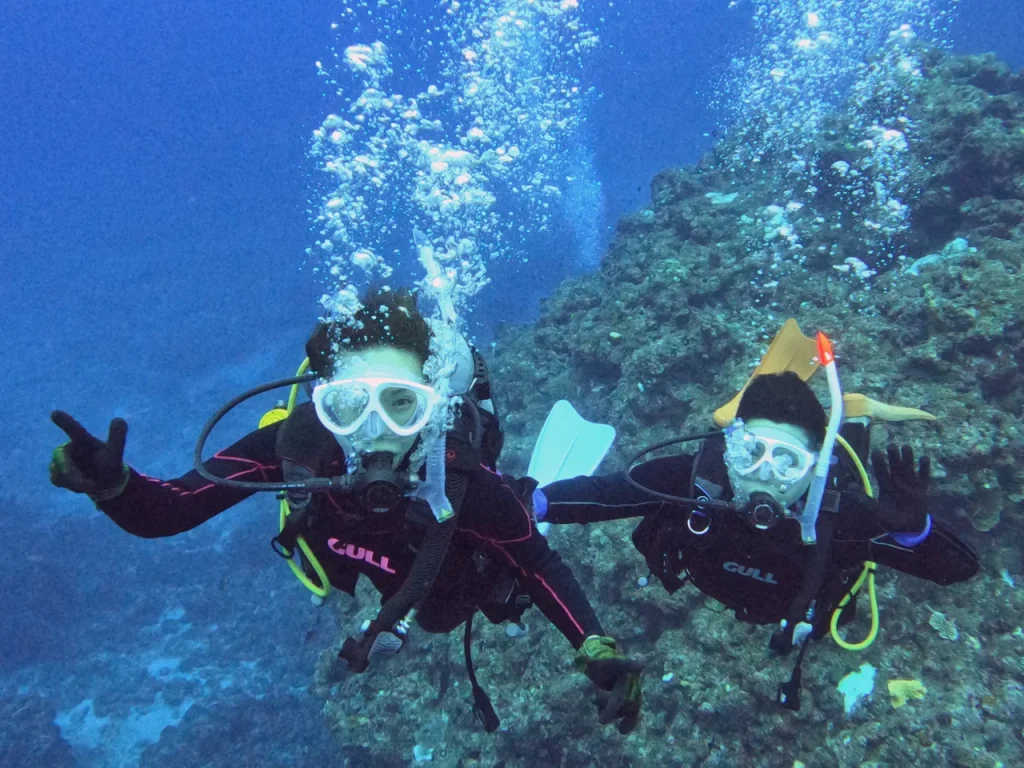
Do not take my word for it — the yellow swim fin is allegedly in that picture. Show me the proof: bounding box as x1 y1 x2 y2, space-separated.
842 393 936 422
712 319 938 427
713 319 820 427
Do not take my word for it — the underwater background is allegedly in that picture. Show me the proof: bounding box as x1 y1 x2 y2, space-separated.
2 0 1024 766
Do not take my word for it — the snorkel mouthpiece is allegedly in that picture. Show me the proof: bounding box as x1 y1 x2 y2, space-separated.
796 332 844 544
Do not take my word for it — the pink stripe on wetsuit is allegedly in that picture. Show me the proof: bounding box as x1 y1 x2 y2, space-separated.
138 451 276 497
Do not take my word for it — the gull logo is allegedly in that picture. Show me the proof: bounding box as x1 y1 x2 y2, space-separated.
723 561 779 585
327 539 398 574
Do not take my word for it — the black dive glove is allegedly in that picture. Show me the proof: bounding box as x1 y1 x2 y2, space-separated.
872 444 930 533
574 635 644 734
49 411 130 501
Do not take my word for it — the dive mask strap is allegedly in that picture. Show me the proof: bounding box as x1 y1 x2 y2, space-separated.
777 638 811 711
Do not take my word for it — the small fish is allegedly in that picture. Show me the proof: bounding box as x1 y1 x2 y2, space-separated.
305 610 324 643
437 663 451 700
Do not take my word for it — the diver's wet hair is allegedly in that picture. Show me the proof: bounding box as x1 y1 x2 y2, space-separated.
736 371 827 447
306 287 432 379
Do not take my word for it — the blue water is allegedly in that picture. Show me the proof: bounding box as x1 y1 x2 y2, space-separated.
1 1 1022 765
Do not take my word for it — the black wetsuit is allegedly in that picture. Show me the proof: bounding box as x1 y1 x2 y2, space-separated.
542 427 978 630
96 409 602 648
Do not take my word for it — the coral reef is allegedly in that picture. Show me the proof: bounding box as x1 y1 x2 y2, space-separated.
0 695 77 768
497 51 1024 543
24 46 1017 768
139 694 338 768
312 50 1024 766
0 497 332 768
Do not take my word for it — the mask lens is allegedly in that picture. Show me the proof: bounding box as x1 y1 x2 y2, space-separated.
750 440 768 463
380 386 427 428
316 377 436 438
321 383 371 431
766 443 810 480
727 423 815 482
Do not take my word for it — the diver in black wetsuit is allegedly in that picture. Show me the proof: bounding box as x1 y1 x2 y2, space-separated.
538 371 979 709
49 288 643 733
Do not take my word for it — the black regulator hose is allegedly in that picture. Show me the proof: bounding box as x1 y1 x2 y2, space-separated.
192 372 350 493
623 429 736 511
339 456 467 673
375 470 466 631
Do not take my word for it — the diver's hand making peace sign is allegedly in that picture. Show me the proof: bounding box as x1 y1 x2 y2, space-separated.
49 411 130 500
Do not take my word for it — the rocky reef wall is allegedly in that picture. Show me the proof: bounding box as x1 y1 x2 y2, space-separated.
314 51 1024 768
496 51 1024 543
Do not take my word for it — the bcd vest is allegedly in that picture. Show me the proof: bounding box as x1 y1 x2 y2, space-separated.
633 435 858 635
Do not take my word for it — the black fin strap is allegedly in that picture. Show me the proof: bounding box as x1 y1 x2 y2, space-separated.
777 638 810 711
272 458 317 557
338 619 388 673
649 525 688 594
464 614 499 732
271 501 309 557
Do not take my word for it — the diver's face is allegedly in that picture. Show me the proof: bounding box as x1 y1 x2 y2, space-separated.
328 346 427 465
726 418 818 510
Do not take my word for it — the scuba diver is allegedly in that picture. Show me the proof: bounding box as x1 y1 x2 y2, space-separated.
536 321 980 710
48 287 643 734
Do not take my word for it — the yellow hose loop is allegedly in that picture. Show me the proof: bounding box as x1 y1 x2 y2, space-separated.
278 498 331 598
269 357 332 599
829 433 880 650
287 358 309 413
835 434 873 496
831 562 879 650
